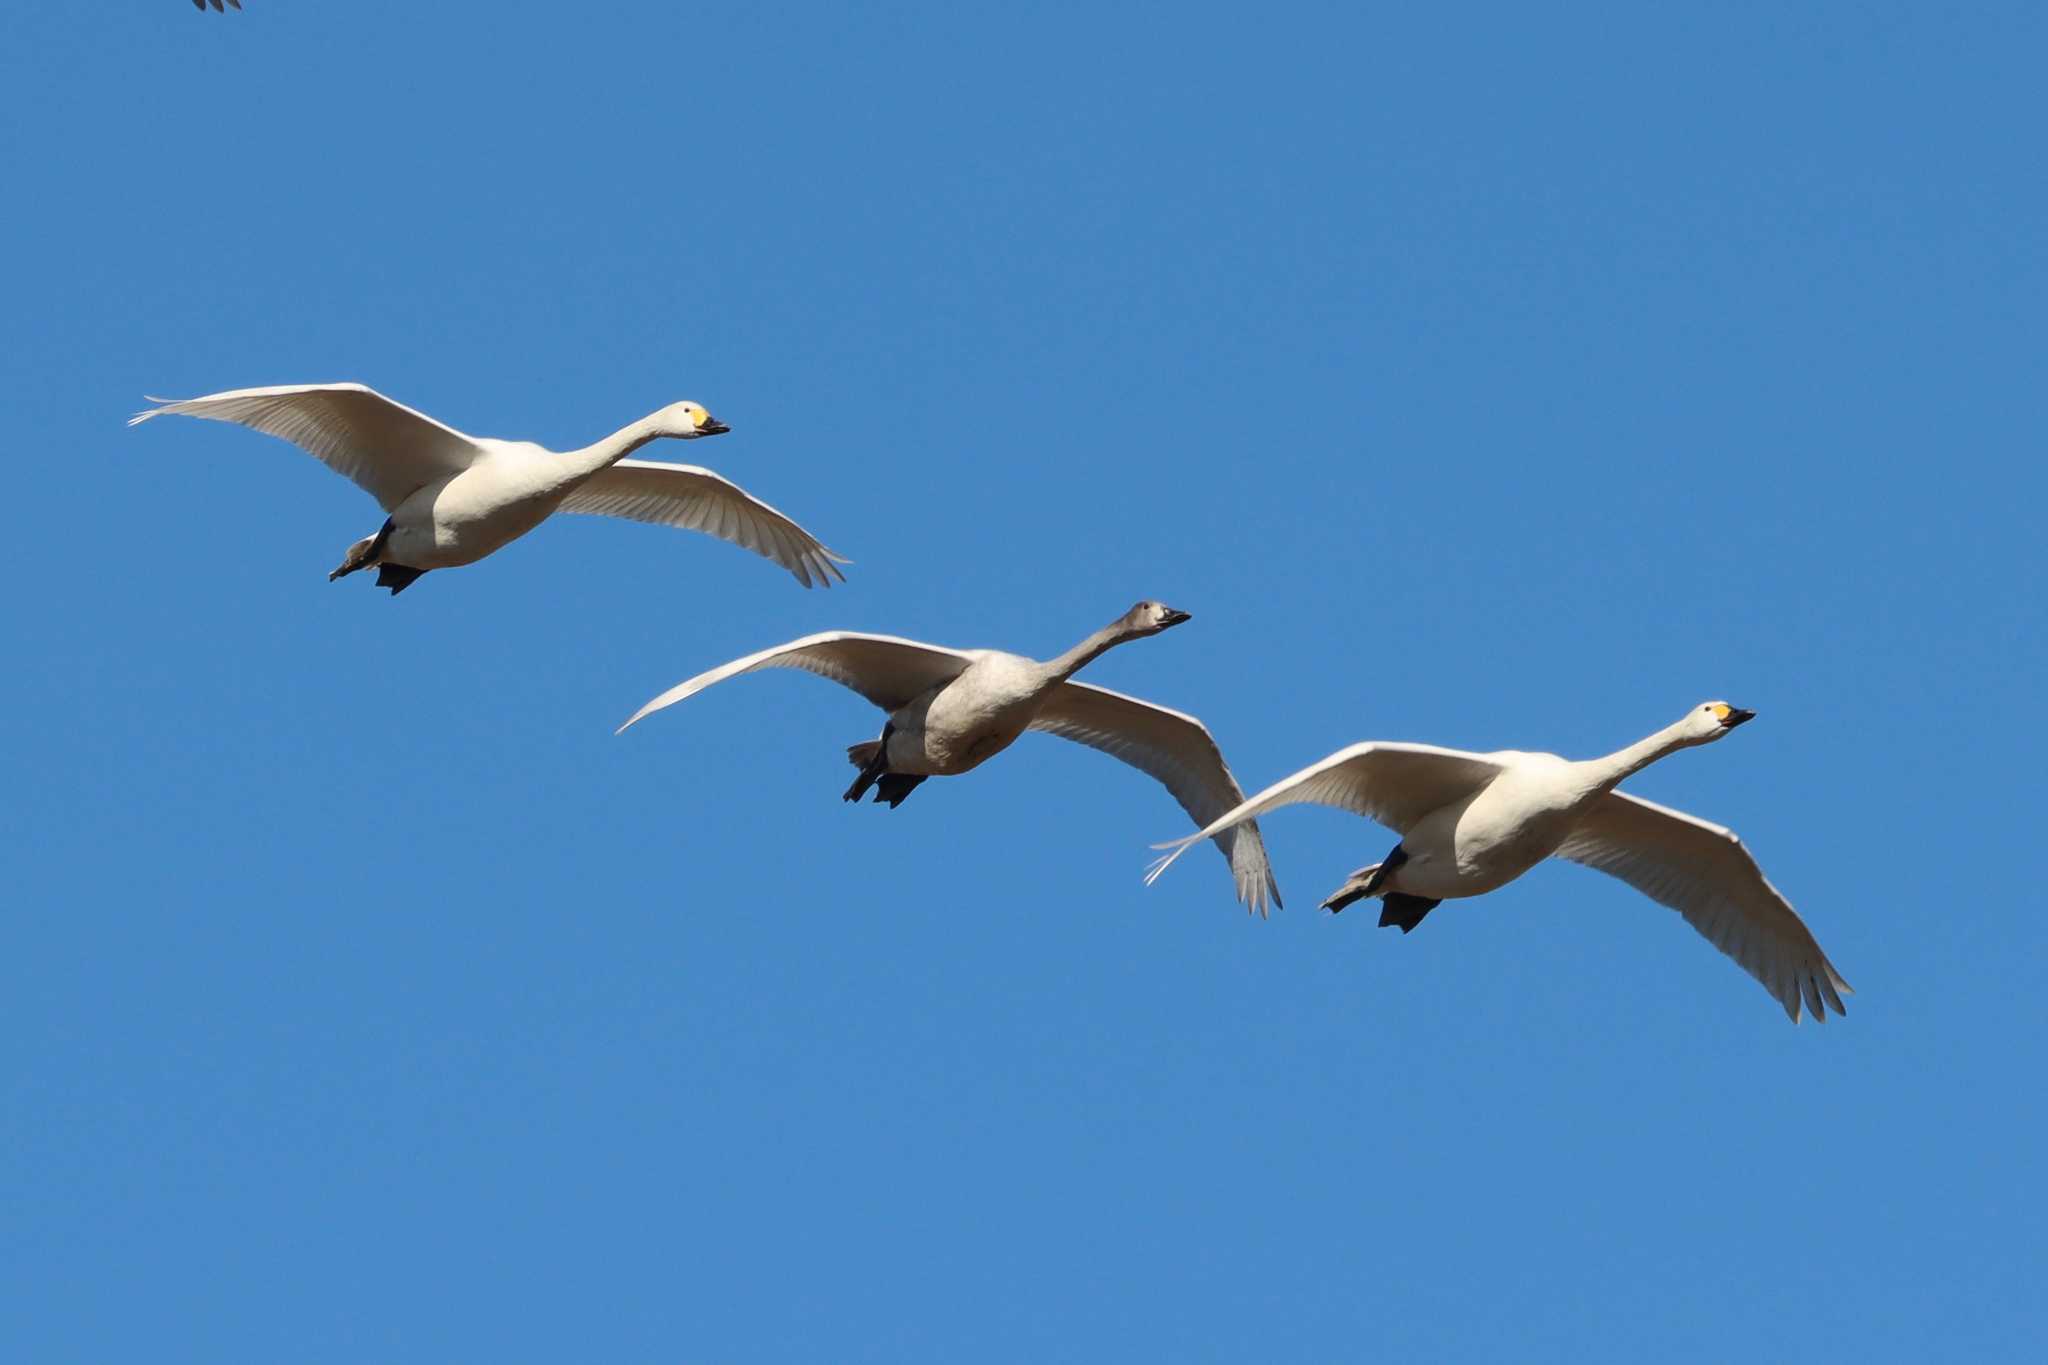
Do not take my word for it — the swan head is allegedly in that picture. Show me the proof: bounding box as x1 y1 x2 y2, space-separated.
1123 600 1193 636
1684 700 1756 743
655 401 730 438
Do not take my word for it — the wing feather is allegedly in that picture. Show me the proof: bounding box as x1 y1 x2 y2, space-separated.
130 382 478 512
1031 682 1282 915
618 632 973 733
1555 790 1852 1023
559 460 847 587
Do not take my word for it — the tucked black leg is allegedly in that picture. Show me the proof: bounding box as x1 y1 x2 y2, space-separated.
844 726 894 803
1378 893 1441 933
873 774 928 808
375 563 427 595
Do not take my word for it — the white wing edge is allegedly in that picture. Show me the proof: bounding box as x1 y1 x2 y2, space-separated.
591 460 852 589
615 631 974 734
126 382 475 443
1571 789 1855 1023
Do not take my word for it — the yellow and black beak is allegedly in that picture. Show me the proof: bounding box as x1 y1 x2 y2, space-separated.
699 417 732 436
1717 705 1757 729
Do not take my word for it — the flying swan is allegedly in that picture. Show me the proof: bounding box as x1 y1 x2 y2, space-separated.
619 603 1282 914
130 383 847 595
1146 703 1850 1021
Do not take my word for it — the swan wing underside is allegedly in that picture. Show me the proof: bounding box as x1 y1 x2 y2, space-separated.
1031 682 1282 915
1146 741 1504 884
1555 790 1852 1023
558 460 848 588
618 632 974 733
130 382 479 512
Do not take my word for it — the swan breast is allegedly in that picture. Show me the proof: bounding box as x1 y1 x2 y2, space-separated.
900 651 1046 774
1398 752 1586 897
385 447 564 566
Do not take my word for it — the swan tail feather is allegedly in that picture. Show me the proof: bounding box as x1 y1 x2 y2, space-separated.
330 536 378 581
330 518 395 582
1320 864 1386 914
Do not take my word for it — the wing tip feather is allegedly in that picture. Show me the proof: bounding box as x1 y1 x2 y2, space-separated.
129 396 176 426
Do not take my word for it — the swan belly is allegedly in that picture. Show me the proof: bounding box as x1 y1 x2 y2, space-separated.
1389 769 1585 901
884 655 1041 776
384 471 563 569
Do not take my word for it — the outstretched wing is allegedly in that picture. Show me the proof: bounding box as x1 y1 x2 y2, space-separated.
130 382 479 512
1031 682 1282 915
558 460 848 588
618 632 974 733
1145 741 1505 885
1555 791 1852 1023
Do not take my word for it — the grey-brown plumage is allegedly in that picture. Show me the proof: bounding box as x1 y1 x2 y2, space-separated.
618 609 1283 915
1320 844 1407 914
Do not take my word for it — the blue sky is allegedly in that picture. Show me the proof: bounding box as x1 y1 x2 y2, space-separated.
2 2 2042 1359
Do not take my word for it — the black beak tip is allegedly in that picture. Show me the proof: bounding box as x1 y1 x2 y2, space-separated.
1726 707 1757 727
1163 610 1192 627
701 420 731 436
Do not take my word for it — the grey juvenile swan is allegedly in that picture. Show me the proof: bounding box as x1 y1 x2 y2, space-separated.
620 602 1282 914
1147 702 1850 1020
130 383 847 595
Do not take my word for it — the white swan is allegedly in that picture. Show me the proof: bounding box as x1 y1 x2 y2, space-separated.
130 383 847 595
1147 703 1850 1021
619 603 1282 914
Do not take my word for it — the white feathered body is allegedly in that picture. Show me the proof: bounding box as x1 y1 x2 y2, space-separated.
384 439 586 569
1144 703 1850 1021
1390 751 1599 900
128 384 847 588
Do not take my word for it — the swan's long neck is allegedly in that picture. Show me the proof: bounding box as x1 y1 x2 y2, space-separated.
1577 720 1695 792
1040 622 1137 685
559 414 669 483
